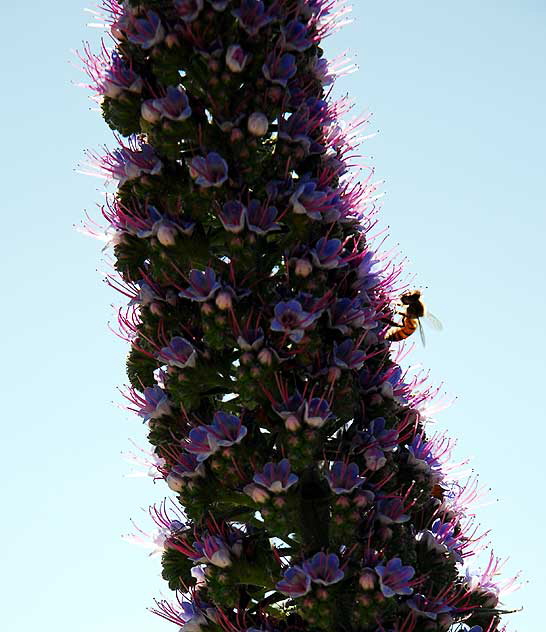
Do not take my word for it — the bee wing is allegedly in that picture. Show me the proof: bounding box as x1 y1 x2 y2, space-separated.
418 319 426 347
425 311 443 331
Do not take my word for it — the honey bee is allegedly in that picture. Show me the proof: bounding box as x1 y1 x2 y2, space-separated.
386 290 442 346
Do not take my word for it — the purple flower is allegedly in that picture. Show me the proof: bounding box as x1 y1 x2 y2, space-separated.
128 280 160 306
274 389 304 419
271 300 320 343
176 600 207 630
225 44 250 73
407 433 448 482
174 0 204 22
276 566 311 597
375 558 415 597
189 152 228 188
246 200 281 235
204 411 247 448
141 85 192 123
310 237 346 269
262 52 297 87
329 299 376 334
290 181 337 221
185 427 218 462
333 339 366 370
368 418 399 452
253 459 298 493
302 552 344 586
232 0 273 36
326 462 366 494
353 251 381 293
179 268 221 302
138 386 171 421
209 0 229 10
303 398 333 428
281 20 313 52
87 141 162 186
196 535 232 567
123 10 165 49
173 453 204 479
219 200 246 233
376 498 410 525
80 45 143 99
416 518 463 562
158 337 197 369
406 594 453 621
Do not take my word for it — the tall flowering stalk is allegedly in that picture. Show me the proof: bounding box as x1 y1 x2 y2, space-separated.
80 2 518 631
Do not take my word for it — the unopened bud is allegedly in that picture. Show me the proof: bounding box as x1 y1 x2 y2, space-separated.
230 128 244 143
166 471 185 492
285 415 301 432
156 223 177 246
226 44 249 73
141 100 160 124
215 290 233 310
149 303 163 317
201 302 214 316
328 367 342 383
243 484 270 504
257 348 273 366
165 33 179 48
247 112 269 137
295 258 313 277
316 588 328 601
359 569 376 591
240 352 253 365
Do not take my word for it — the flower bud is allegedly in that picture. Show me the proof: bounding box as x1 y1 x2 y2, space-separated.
359 569 376 591
285 415 301 432
257 348 273 366
316 588 328 601
230 128 244 143
328 367 342 383
166 471 185 492
226 44 248 73
141 100 160 124
165 33 179 48
247 112 269 137
149 302 163 317
240 352 253 365
156 223 177 246
201 302 215 316
215 290 233 310
243 484 270 504
295 258 313 277
250 366 261 377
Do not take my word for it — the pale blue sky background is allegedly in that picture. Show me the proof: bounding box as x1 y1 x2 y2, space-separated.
1 1 544 630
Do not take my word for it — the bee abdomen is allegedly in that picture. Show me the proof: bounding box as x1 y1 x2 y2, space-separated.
386 318 418 341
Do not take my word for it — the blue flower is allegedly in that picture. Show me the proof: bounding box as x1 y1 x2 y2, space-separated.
406 594 453 621
179 268 221 302
185 427 218 462
123 10 165 50
232 0 273 36
302 552 344 586
375 558 415 597
204 411 248 448
138 386 171 421
271 300 320 343
262 52 297 87
276 566 311 597
281 20 313 52
326 462 366 495
174 0 204 22
253 459 298 493
310 237 346 270
219 201 246 233
246 199 281 235
303 397 333 428
376 498 410 525
333 339 366 370
189 152 229 188
142 85 192 123
158 337 197 369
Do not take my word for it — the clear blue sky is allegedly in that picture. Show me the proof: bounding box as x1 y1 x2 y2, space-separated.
1 1 544 630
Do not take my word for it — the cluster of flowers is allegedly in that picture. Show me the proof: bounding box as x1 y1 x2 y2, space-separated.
81 1 517 632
